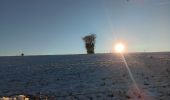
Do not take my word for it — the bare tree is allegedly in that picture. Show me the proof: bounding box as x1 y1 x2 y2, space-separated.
82 34 96 54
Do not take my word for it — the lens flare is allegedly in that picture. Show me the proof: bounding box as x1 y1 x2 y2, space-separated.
114 43 125 53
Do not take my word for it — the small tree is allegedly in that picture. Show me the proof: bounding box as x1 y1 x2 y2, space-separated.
21 53 24 56
82 34 96 54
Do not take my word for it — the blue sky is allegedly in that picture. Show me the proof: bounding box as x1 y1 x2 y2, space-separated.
0 0 170 56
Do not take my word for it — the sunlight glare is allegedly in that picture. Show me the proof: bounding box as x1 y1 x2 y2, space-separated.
114 43 125 53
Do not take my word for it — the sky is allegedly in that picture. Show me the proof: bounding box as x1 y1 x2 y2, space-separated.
0 0 170 56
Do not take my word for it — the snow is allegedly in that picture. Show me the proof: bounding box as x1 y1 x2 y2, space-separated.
0 53 170 100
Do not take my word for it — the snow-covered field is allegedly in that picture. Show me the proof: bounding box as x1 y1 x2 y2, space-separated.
0 52 170 100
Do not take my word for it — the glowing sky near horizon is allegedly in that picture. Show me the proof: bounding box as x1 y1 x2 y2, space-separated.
114 43 125 53
0 0 170 56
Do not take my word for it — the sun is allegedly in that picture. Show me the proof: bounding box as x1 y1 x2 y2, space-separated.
114 43 125 53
